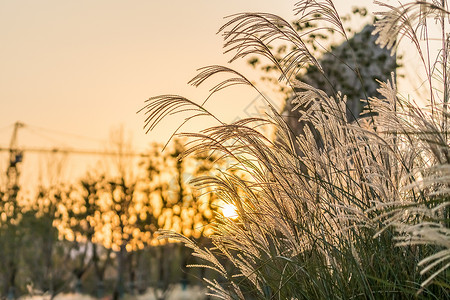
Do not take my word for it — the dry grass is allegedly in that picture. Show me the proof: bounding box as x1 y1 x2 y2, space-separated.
141 1 450 299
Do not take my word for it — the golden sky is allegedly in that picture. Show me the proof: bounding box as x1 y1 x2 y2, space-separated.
0 0 380 185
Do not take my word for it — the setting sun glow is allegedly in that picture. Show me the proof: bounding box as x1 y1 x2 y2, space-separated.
222 204 238 220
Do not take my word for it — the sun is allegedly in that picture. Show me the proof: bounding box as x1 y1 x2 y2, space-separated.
222 203 239 220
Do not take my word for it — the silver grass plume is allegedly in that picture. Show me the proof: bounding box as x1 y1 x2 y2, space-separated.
140 0 450 298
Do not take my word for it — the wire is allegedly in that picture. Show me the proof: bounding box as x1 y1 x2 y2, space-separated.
23 126 68 147
0 146 149 157
0 121 149 157
25 123 107 144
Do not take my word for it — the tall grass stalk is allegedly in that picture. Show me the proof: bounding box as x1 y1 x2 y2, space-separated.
141 1 449 298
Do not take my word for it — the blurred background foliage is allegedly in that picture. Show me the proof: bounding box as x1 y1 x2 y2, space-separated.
0 136 224 299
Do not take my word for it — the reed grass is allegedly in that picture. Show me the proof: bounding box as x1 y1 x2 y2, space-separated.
141 1 450 298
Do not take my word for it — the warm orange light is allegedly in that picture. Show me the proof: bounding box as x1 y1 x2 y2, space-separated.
222 203 238 220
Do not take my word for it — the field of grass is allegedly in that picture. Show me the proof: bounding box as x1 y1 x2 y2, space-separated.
142 0 450 299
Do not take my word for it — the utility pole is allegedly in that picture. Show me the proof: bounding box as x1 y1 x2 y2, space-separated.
6 121 24 190
2 121 24 300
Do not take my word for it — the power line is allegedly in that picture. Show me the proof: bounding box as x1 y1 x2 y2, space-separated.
23 123 108 144
0 146 149 157
0 121 150 158
23 126 70 147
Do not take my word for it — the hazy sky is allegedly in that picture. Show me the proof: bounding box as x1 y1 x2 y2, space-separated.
0 0 383 185
0 0 379 148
